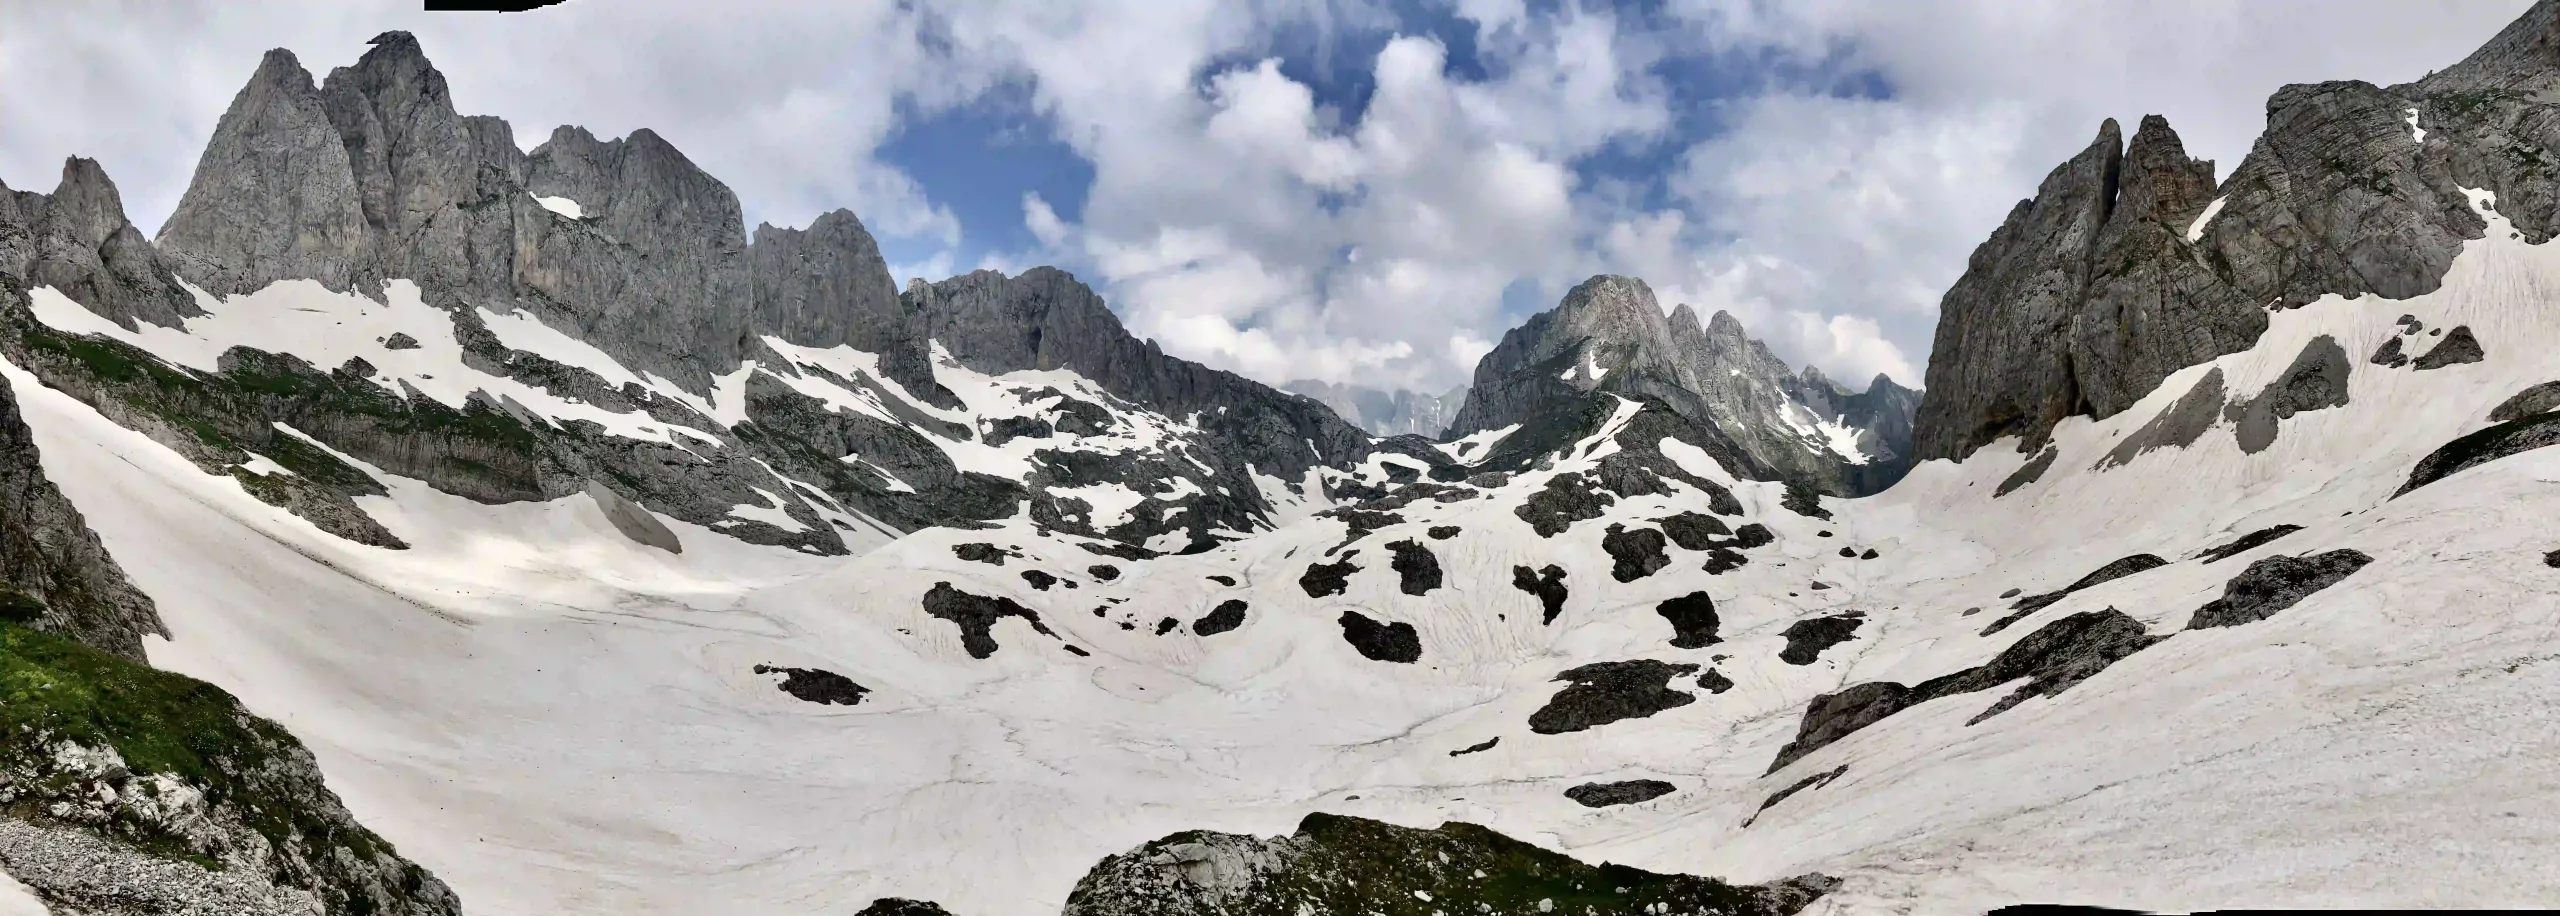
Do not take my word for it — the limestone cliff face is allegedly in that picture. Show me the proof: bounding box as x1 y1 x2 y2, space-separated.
1446 275 1919 496
1919 0 2560 461
906 267 1372 482
0 158 200 331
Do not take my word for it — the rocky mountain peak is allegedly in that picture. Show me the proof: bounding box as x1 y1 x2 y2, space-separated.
2 158 198 330
1448 274 1919 495
2418 0 2560 93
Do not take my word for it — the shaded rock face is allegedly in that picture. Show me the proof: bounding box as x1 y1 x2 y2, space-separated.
1564 779 1677 808
750 210 947 406
1922 13 2560 462
1528 660 1699 735
1062 812 1840 916
2490 380 2560 422
855 899 953 916
1603 524 1672 582
1300 557 1358 598
0 369 164 660
2398 410 2560 495
1338 611 1421 663
2413 325 2486 369
2094 368 2226 470
1770 609 2168 773
2186 549 2373 629
904 267 1368 485
2227 335 2352 453
1446 274 1919 497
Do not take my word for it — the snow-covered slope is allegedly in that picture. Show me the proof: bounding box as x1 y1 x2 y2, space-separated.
5 187 2559 913
16 10 2560 915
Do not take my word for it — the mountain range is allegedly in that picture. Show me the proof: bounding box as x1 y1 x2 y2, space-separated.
5 4 2560 913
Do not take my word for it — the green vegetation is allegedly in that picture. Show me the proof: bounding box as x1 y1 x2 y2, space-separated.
1070 813 1830 916
0 613 390 873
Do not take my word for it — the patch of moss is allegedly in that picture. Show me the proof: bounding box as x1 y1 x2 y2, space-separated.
0 619 395 876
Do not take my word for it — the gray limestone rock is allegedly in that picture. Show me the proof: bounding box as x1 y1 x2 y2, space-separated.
587 480 681 553
1446 275 1916 496
750 210 951 407
1917 0 2560 463
2094 368 2227 470
2226 335 2353 453
2490 380 2560 421
0 158 200 330
2186 549 2374 629
155 48 368 296
1769 609 2167 774
1563 779 1677 808
2413 325 2486 369
0 367 164 660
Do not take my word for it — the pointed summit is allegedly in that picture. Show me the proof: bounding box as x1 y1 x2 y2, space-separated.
0 157 198 329
156 46 365 295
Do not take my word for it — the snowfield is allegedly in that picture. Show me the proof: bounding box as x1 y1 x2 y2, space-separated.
9 194 2560 913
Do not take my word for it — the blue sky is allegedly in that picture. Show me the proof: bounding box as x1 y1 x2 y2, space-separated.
0 0 2531 393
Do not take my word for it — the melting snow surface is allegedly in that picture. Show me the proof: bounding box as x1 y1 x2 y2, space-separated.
16 188 2560 914
0 870 45 916
725 487 812 533
28 280 720 449
533 194 584 219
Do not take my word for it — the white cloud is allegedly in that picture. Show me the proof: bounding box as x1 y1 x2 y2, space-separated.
2 0 2534 397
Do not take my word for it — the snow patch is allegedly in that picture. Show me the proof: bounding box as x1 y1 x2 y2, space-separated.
725 487 812 534
2186 195 2228 243
235 452 295 477
532 194 584 219
2406 108 2427 144
0 869 45 916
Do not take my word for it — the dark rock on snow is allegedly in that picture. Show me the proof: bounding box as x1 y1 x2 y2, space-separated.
1564 780 1678 808
2198 524 2305 563
1603 524 1673 582
1529 660 1700 735
1512 564 1570 625
754 664 869 706
1192 599 1247 637
1743 766 1849 828
1338 611 1422 663
1657 591 1722 649
2397 411 2560 495
1060 812 1840 916
2186 549 2374 629
1299 556 1359 598
1983 554 2169 635
921 582 1059 659
1778 613 1866 665
1449 737 1498 757
1770 609 2167 773
2413 325 2486 369
1386 539 1442 596
2490 381 2560 422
